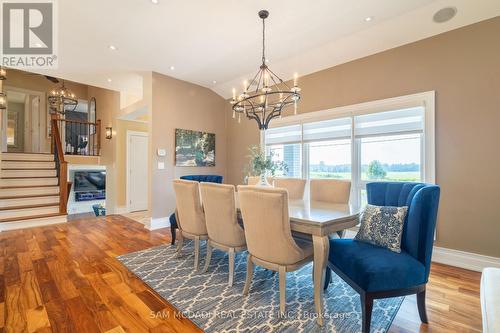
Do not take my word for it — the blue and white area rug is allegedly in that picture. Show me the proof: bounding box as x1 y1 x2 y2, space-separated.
117 241 403 332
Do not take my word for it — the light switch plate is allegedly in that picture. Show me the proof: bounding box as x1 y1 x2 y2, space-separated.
157 162 165 170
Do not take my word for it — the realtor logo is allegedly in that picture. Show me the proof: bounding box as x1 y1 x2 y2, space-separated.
1 0 58 68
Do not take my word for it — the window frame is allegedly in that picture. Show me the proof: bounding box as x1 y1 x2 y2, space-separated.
264 91 436 206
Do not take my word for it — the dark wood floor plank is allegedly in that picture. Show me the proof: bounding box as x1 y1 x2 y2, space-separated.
0 215 483 333
65 297 101 333
45 298 77 333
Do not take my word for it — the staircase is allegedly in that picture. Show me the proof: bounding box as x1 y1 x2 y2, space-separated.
0 152 67 231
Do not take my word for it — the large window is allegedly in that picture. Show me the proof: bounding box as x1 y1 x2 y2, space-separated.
264 92 435 206
268 143 302 178
360 134 421 182
308 139 351 179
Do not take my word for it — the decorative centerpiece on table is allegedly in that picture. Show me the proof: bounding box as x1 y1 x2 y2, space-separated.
245 145 287 186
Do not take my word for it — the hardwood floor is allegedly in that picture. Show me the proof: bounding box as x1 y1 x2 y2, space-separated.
0 216 482 332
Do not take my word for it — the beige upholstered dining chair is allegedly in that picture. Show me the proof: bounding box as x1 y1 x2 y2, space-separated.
247 175 274 186
172 179 208 270
274 178 307 200
200 183 246 286
310 179 352 238
238 185 313 315
310 179 351 203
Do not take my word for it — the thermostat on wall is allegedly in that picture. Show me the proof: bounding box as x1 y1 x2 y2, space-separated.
157 148 166 157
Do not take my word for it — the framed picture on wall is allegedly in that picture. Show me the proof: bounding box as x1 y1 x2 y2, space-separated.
175 128 215 167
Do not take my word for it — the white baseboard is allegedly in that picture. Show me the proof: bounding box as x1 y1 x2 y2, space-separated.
114 206 129 214
146 216 170 230
432 246 500 272
0 215 68 232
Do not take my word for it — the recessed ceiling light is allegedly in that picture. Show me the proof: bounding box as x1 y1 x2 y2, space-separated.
151 0 159 3
433 7 457 23
170 65 175 70
107 78 112 83
212 80 217 84
108 45 117 51
364 16 373 22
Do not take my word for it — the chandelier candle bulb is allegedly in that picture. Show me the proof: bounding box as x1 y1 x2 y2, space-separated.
232 110 235 118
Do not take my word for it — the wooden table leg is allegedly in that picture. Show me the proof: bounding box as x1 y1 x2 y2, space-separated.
312 235 329 326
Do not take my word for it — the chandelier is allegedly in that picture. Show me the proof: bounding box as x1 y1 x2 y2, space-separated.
230 10 301 130
48 80 78 114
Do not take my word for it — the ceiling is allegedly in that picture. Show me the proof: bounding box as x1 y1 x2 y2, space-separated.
33 0 500 99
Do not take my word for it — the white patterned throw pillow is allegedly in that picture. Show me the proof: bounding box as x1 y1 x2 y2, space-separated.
354 204 408 253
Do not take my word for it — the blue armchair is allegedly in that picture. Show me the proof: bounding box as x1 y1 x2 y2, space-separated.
169 175 223 245
324 182 440 332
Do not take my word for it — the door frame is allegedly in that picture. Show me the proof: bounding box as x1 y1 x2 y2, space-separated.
2 85 46 153
126 130 149 213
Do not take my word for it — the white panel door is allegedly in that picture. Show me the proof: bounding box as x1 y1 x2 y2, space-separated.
128 132 149 212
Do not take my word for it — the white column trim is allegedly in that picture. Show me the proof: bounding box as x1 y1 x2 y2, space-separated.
146 216 170 230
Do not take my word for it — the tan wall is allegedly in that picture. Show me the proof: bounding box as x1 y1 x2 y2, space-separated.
150 72 227 219
226 17 500 257
115 119 148 207
5 69 88 99
86 86 121 213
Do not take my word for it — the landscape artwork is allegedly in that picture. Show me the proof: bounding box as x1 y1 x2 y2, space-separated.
175 128 215 167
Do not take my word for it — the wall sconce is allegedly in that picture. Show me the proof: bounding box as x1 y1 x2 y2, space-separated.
105 127 113 139
0 92 6 110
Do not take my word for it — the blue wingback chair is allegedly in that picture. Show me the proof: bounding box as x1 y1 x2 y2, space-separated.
169 175 223 245
324 182 440 333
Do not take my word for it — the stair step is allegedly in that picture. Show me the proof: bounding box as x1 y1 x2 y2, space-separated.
1 169 57 178
1 161 56 169
0 186 59 197
0 213 67 231
0 195 60 208
1 153 54 162
0 178 58 187
0 204 59 220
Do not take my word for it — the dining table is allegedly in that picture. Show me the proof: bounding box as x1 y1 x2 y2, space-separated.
236 197 361 326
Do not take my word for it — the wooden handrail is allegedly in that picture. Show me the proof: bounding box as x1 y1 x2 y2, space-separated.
60 118 100 125
51 114 68 215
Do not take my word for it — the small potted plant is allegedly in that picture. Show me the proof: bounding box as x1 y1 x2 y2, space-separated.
245 145 288 186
